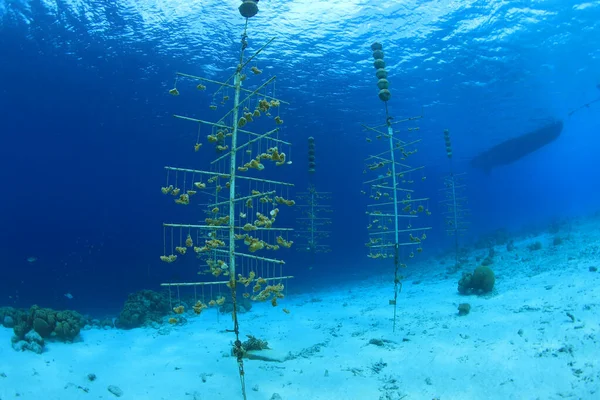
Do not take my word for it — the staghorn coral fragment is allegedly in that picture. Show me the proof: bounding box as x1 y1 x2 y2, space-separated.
193 301 208 315
174 194 190 205
238 271 256 287
249 241 265 252
275 196 295 206
252 283 284 302
173 305 185 314
160 254 177 263
276 236 293 248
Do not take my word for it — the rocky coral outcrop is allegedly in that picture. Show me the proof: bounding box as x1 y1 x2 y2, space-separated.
115 290 170 329
11 305 84 342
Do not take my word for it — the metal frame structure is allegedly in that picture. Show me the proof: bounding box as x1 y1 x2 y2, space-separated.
159 3 294 398
439 129 469 268
362 42 432 332
295 137 332 266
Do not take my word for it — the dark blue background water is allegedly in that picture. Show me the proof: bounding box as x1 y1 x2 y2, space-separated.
1 0 599 316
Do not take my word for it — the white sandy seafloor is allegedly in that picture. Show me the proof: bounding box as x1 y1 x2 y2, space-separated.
1 218 600 400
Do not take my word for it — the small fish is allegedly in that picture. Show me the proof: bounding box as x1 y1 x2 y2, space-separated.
26 256 38 263
64 293 74 300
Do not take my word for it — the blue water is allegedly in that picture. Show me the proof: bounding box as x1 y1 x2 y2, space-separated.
1 0 599 314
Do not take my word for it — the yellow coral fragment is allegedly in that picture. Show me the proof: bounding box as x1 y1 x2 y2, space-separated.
238 271 256 287
243 223 257 231
258 99 270 112
194 143 202 151
174 194 190 205
276 236 293 248
252 283 284 302
173 305 185 314
169 88 179 96
193 300 208 315
275 196 295 206
248 240 265 252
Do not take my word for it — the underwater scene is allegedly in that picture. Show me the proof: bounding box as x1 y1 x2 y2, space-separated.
1 0 600 399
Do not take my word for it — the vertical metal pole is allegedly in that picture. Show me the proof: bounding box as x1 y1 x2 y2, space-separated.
310 190 315 250
229 63 241 299
450 173 459 266
229 23 248 400
388 124 399 248
387 119 401 332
